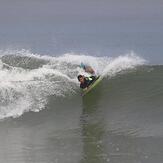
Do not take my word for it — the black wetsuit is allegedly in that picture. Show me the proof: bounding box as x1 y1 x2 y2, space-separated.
80 76 96 89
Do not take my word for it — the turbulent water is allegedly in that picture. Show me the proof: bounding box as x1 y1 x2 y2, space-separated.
0 50 145 119
1 50 163 163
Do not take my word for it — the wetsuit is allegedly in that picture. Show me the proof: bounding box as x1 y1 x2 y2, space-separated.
80 76 96 89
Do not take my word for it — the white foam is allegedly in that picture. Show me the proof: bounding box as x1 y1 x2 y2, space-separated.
102 53 146 77
0 49 146 119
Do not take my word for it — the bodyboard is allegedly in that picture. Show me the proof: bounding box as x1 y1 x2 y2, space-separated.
82 76 102 96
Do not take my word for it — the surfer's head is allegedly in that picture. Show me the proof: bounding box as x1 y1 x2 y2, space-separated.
77 75 85 83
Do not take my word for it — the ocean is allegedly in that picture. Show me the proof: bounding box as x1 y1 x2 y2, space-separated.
0 52 163 163
0 0 163 163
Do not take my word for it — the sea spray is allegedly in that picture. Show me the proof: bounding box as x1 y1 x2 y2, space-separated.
0 49 145 119
102 53 146 77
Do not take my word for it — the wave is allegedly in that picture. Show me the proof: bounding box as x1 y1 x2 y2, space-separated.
0 49 146 119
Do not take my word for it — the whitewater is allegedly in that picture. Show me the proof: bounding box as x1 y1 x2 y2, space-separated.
0 49 145 119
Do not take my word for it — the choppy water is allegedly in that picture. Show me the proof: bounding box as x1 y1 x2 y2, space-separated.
0 50 163 162
0 50 145 119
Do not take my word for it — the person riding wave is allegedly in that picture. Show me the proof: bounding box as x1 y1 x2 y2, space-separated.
78 63 97 90
77 75 96 90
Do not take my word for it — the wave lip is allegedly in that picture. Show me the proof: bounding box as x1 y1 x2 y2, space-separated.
102 53 146 77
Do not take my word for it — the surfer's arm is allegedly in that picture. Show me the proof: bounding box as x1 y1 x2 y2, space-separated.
80 84 88 91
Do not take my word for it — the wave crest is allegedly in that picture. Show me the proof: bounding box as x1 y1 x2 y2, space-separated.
0 49 146 119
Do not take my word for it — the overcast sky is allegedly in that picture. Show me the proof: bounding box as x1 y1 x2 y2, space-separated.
0 0 162 24
0 0 162 63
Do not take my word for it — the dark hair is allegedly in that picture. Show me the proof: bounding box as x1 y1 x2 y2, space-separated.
77 75 83 81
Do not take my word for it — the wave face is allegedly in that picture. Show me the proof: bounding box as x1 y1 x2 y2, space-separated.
0 49 145 119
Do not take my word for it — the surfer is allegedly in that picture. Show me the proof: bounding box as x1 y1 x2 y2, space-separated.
77 75 96 90
78 63 97 90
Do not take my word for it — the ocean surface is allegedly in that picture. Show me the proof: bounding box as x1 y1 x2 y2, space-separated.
0 52 162 163
0 0 163 163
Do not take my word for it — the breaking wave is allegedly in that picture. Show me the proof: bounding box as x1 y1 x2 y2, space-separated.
0 49 146 119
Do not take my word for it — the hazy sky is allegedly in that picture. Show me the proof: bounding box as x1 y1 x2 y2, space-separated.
0 0 163 63
0 0 162 23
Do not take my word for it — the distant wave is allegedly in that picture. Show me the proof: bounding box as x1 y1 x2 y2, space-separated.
0 49 146 119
